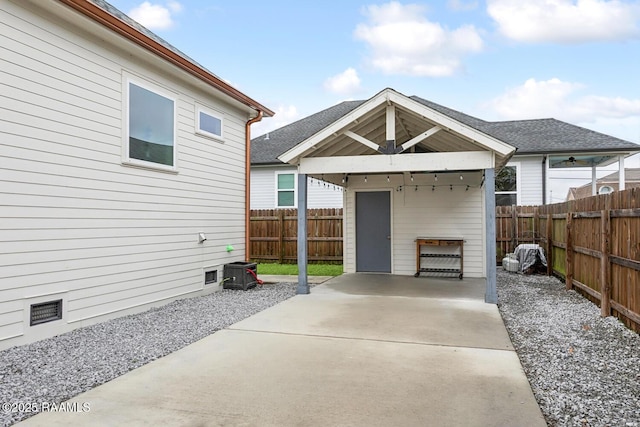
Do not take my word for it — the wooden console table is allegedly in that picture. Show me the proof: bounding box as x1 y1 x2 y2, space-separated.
414 238 463 279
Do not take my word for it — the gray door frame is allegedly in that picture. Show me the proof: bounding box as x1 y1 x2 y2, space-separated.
355 189 392 273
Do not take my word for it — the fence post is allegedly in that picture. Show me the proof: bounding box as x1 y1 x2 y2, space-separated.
533 208 538 245
600 205 611 317
511 205 517 252
566 211 574 290
277 209 285 264
546 213 553 276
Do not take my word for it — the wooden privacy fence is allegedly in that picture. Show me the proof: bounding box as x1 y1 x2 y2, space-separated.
497 188 640 332
249 208 343 264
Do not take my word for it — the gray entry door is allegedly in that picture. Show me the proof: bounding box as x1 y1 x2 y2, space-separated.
356 191 391 272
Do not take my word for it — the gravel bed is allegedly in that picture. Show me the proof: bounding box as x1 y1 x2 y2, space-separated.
2 275 639 427
497 269 640 427
0 283 298 426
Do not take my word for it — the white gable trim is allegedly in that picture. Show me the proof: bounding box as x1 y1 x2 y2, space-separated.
278 88 515 164
299 151 494 174
386 91 514 157
279 90 390 163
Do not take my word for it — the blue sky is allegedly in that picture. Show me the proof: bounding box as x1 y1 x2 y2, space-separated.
108 0 640 202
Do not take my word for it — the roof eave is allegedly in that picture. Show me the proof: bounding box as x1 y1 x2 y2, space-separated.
57 0 274 117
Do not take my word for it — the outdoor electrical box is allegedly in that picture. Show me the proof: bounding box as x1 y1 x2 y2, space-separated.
223 262 258 290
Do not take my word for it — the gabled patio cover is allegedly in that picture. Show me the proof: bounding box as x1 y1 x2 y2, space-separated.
278 88 517 303
279 88 514 182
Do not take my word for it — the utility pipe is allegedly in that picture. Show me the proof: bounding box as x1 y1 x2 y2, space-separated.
245 111 263 261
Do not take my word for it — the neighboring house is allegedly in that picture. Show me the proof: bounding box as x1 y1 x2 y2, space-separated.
566 169 640 200
275 88 515 302
0 0 272 350
258 88 640 302
252 96 639 208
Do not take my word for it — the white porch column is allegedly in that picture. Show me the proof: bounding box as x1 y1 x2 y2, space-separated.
484 168 497 304
544 155 550 204
592 165 597 196
619 155 626 191
297 173 309 294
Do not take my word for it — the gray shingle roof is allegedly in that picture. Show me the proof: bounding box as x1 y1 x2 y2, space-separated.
252 100 364 164
252 94 639 164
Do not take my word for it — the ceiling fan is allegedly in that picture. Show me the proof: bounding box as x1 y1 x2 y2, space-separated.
553 156 593 167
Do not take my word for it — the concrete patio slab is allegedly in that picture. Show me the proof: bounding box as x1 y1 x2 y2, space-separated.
18 273 546 427
234 274 512 351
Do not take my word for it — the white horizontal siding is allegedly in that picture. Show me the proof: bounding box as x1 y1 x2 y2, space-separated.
513 156 544 205
250 165 344 209
250 167 277 209
307 178 344 209
344 174 484 277
0 1 253 349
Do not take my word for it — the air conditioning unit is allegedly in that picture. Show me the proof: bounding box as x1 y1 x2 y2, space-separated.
502 253 519 273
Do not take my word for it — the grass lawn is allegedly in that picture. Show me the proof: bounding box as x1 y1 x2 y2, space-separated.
256 263 343 276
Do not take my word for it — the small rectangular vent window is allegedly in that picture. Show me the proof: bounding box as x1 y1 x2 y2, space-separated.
205 270 217 285
30 300 62 326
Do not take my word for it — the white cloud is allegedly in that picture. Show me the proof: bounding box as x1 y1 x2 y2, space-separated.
354 1 483 77
128 1 182 30
167 1 182 13
448 0 479 11
324 68 362 95
251 105 301 138
487 78 640 142
487 0 640 43
488 78 640 122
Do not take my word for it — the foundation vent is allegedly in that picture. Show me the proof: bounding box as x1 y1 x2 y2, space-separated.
30 300 62 326
204 270 217 285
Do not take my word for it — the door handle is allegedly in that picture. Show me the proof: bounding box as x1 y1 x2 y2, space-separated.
387 235 391 239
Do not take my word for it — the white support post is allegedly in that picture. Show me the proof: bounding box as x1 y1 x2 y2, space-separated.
297 173 309 294
592 165 597 196
386 105 395 142
619 155 626 191
484 168 497 304
545 155 550 204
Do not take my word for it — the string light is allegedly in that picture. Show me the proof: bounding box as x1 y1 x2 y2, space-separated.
460 174 464 180
364 175 367 183
450 185 453 191
432 185 435 191
434 174 438 182
410 174 414 182
387 175 390 182
415 185 418 191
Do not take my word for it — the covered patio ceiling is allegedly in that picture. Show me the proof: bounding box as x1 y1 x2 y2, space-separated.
278 88 516 186
548 153 623 169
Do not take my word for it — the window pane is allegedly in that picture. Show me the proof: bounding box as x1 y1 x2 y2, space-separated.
277 174 295 190
199 111 222 136
496 193 517 206
129 83 174 166
495 166 516 192
278 191 295 207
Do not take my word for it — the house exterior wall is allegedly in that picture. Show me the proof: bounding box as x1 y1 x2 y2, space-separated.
0 1 252 349
513 156 544 205
343 174 485 278
250 165 344 209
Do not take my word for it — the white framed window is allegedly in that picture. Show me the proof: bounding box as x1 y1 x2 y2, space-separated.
123 76 177 171
195 104 224 141
276 172 297 208
495 163 520 206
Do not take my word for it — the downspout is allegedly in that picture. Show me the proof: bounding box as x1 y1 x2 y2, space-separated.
245 111 263 262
